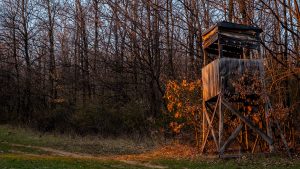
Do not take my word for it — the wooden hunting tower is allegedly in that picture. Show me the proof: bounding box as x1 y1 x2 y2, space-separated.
201 21 274 156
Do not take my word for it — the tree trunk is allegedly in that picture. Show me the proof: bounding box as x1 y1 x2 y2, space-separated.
46 0 57 108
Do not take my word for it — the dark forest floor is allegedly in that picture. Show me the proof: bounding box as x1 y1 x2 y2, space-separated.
0 125 300 169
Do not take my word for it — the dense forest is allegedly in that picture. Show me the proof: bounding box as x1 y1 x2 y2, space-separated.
0 0 299 140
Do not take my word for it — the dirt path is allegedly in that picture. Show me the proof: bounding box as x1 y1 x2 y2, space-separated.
119 160 167 169
10 143 168 169
11 143 95 158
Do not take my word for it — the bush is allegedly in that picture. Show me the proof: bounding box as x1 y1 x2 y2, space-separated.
33 103 74 133
7 96 151 137
164 80 202 146
70 99 149 136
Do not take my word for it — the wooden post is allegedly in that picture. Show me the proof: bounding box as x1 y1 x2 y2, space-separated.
202 101 207 146
218 37 223 58
266 102 275 152
260 49 275 152
252 134 259 153
257 32 262 60
218 37 223 153
275 120 292 158
245 121 249 150
219 95 223 152
203 49 207 66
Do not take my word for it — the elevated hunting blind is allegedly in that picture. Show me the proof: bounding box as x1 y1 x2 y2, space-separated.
201 21 275 156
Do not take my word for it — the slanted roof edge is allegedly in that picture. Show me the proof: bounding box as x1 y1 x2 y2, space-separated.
202 21 263 37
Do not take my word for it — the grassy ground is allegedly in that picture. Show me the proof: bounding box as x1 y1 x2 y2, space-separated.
0 125 151 155
0 125 300 169
0 154 149 169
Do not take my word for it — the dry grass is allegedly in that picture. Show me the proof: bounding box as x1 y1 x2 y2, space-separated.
115 142 199 161
1 125 300 169
0 124 155 155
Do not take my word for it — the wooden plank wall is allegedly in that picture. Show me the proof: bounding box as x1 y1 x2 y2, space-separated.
202 59 220 101
202 58 263 102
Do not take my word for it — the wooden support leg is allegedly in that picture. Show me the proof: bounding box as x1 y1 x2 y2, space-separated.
219 95 223 152
252 134 259 153
266 102 275 152
275 120 292 158
202 100 208 146
245 122 249 151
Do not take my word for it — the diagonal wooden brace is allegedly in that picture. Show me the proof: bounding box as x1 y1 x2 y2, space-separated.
219 124 243 154
201 104 218 153
222 99 273 146
201 96 220 152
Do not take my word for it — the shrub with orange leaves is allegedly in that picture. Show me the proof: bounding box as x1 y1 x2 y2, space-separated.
164 80 202 146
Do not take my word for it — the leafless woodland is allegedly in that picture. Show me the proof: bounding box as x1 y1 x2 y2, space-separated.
0 0 299 145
